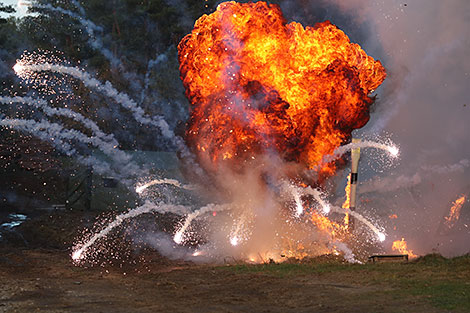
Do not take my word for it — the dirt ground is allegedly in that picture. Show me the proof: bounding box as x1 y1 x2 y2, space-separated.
2 247 468 313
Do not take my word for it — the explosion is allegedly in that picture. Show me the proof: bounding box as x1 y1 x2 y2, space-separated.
8 1 393 265
170 1 388 262
178 1 386 180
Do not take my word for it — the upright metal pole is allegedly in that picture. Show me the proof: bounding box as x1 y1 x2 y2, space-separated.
349 138 361 231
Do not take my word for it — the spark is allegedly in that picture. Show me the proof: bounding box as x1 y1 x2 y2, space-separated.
377 232 386 242
173 232 183 244
13 62 25 75
388 146 399 158
293 189 304 217
230 236 239 246
71 249 84 261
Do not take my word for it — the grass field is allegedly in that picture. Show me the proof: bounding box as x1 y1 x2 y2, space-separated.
218 254 470 312
1 248 469 312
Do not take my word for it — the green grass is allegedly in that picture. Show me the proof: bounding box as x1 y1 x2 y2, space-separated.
217 254 470 311
403 280 470 310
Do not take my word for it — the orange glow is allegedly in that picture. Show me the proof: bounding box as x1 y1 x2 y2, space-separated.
178 1 386 179
392 238 417 258
310 210 346 239
342 173 351 225
281 242 309 260
389 214 398 219
444 195 466 229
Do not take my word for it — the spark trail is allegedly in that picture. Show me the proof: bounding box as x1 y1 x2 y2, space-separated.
321 140 399 165
298 186 385 241
72 201 192 263
173 204 231 244
330 205 386 242
136 178 195 194
32 4 122 68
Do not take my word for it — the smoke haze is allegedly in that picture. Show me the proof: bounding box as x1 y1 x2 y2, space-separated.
277 0 470 256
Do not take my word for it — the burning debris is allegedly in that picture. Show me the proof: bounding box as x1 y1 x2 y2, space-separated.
443 195 466 229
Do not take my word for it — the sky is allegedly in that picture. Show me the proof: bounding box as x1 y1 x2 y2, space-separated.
1 0 30 17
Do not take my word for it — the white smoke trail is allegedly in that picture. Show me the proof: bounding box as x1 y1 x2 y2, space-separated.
0 118 76 154
140 53 168 105
329 240 362 264
72 201 192 263
0 95 117 146
0 111 118 175
70 0 86 16
360 159 470 194
173 203 231 244
33 4 122 68
423 159 470 174
14 62 191 157
0 118 141 176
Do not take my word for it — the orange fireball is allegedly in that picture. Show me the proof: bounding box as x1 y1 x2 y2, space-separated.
178 1 386 180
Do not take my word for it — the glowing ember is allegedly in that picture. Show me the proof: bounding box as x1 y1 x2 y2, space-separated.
178 1 386 178
392 238 416 258
444 195 466 229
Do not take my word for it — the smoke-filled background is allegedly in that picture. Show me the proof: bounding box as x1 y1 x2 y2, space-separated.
0 0 468 258
291 0 470 256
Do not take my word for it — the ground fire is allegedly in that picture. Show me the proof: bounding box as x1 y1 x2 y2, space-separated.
178 1 386 181
392 238 417 258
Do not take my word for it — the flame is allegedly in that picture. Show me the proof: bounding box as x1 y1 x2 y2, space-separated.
342 173 351 225
281 242 309 260
389 214 398 219
310 211 346 239
444 195 466 229
392 238 417 258
178 1 386 179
